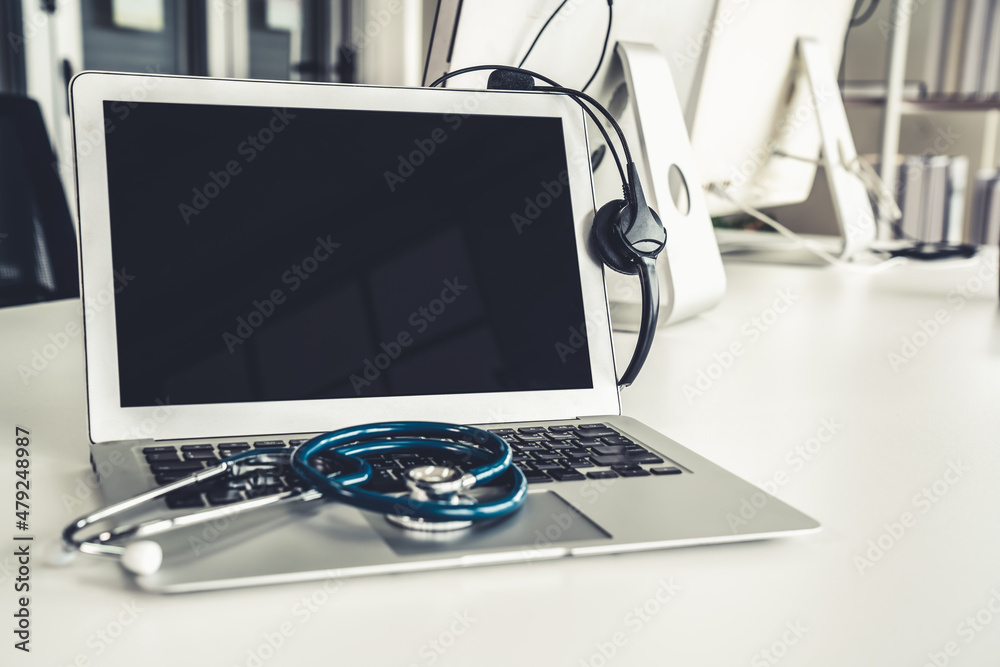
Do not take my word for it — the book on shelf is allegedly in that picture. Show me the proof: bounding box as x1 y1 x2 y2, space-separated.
868 154 971 243
987 178 1000 245
980 0 1000 95
945 156 969 244
841 80 927 100
922 156 951 242
959 0 992 96
970 169 1000 245
942 0 971 95
900 156 927 239
923 0 951 94
916 0 1000 98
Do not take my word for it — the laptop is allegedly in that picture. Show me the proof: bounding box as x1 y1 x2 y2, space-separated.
71 71 819 593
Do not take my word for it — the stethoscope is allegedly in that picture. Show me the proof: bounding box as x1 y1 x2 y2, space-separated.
58 422 528 576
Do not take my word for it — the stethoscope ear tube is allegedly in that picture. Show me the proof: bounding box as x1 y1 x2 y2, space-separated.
59 422 527 575
59 448 308 573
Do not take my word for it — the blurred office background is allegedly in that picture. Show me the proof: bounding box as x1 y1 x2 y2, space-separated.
781 0 1000 247
0 0 436 307
1 0 438 210
2 0 999 309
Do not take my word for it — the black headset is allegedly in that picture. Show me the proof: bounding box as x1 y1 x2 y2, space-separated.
428 66 666 388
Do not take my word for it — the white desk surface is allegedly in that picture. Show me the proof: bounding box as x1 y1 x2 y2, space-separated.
2 254 999 666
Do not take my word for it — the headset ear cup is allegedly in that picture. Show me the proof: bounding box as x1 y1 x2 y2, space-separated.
591 199 640 275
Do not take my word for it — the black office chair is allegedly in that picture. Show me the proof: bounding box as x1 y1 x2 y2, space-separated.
0 94 79 308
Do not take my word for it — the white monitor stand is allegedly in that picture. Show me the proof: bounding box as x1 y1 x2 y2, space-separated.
796 37 878 258
710 38 879 262
596 42 727 331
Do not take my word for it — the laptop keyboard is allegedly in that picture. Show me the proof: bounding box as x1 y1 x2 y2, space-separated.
135 423 682 510
490 424 680 483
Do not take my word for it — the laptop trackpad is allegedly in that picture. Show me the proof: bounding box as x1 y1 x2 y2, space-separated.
368 490 611 556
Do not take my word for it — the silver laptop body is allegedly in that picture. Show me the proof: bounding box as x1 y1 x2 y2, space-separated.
71 72 819 593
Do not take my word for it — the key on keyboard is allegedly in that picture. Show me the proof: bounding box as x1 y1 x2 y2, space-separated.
143 424 681 501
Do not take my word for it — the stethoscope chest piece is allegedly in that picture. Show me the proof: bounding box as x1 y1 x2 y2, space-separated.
385 465 477 532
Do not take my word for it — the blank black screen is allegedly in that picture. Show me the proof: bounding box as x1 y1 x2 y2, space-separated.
103 100 592 407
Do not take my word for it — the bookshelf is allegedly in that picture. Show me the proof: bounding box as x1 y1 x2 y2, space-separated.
845 97 1000 113
842 0 1000 242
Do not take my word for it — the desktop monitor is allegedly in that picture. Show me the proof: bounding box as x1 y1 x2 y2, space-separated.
424 0 875 265
687 1 860 210
423 0 727 327
423 1 716 110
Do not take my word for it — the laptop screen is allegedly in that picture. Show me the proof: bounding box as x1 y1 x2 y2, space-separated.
103 101 593 407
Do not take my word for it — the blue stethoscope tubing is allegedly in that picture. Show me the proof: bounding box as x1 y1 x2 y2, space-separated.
292 421 528 521
59 421 528 572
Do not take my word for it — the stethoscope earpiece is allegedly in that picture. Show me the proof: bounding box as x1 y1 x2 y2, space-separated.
60 422 527 574
121 540 164 576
